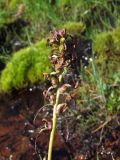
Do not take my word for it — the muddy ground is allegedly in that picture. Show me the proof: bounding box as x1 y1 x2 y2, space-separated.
0 87 119 160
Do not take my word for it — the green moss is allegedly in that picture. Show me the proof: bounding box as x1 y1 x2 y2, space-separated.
94 27 120 62
61 21 85 35
0 11 9 27
8 0 24 11
56 0 72 7
0 39 51 92
93 26 120 85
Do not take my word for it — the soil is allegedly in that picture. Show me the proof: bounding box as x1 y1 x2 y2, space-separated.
0 87 119 160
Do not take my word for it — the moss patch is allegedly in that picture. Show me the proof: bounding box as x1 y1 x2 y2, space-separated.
61 21 85 35
0 39 51 92
94 27 120 63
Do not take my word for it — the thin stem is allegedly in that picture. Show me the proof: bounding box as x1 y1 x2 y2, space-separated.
47 89 60 160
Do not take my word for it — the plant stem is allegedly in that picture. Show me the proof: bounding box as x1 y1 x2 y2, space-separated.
48 89 60 160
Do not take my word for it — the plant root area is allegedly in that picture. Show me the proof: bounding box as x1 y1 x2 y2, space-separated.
0 88 119 160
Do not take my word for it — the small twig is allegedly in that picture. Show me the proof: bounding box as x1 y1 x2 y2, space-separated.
98 127 104 145
33 104 53 125
92 114 117 133
115 116 120 125
78 99 88 102
35 124 49 158
92 95 104 100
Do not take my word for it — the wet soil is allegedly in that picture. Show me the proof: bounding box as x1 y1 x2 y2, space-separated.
0 87 119 160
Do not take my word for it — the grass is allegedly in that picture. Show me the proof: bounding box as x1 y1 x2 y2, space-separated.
0 0 119 36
